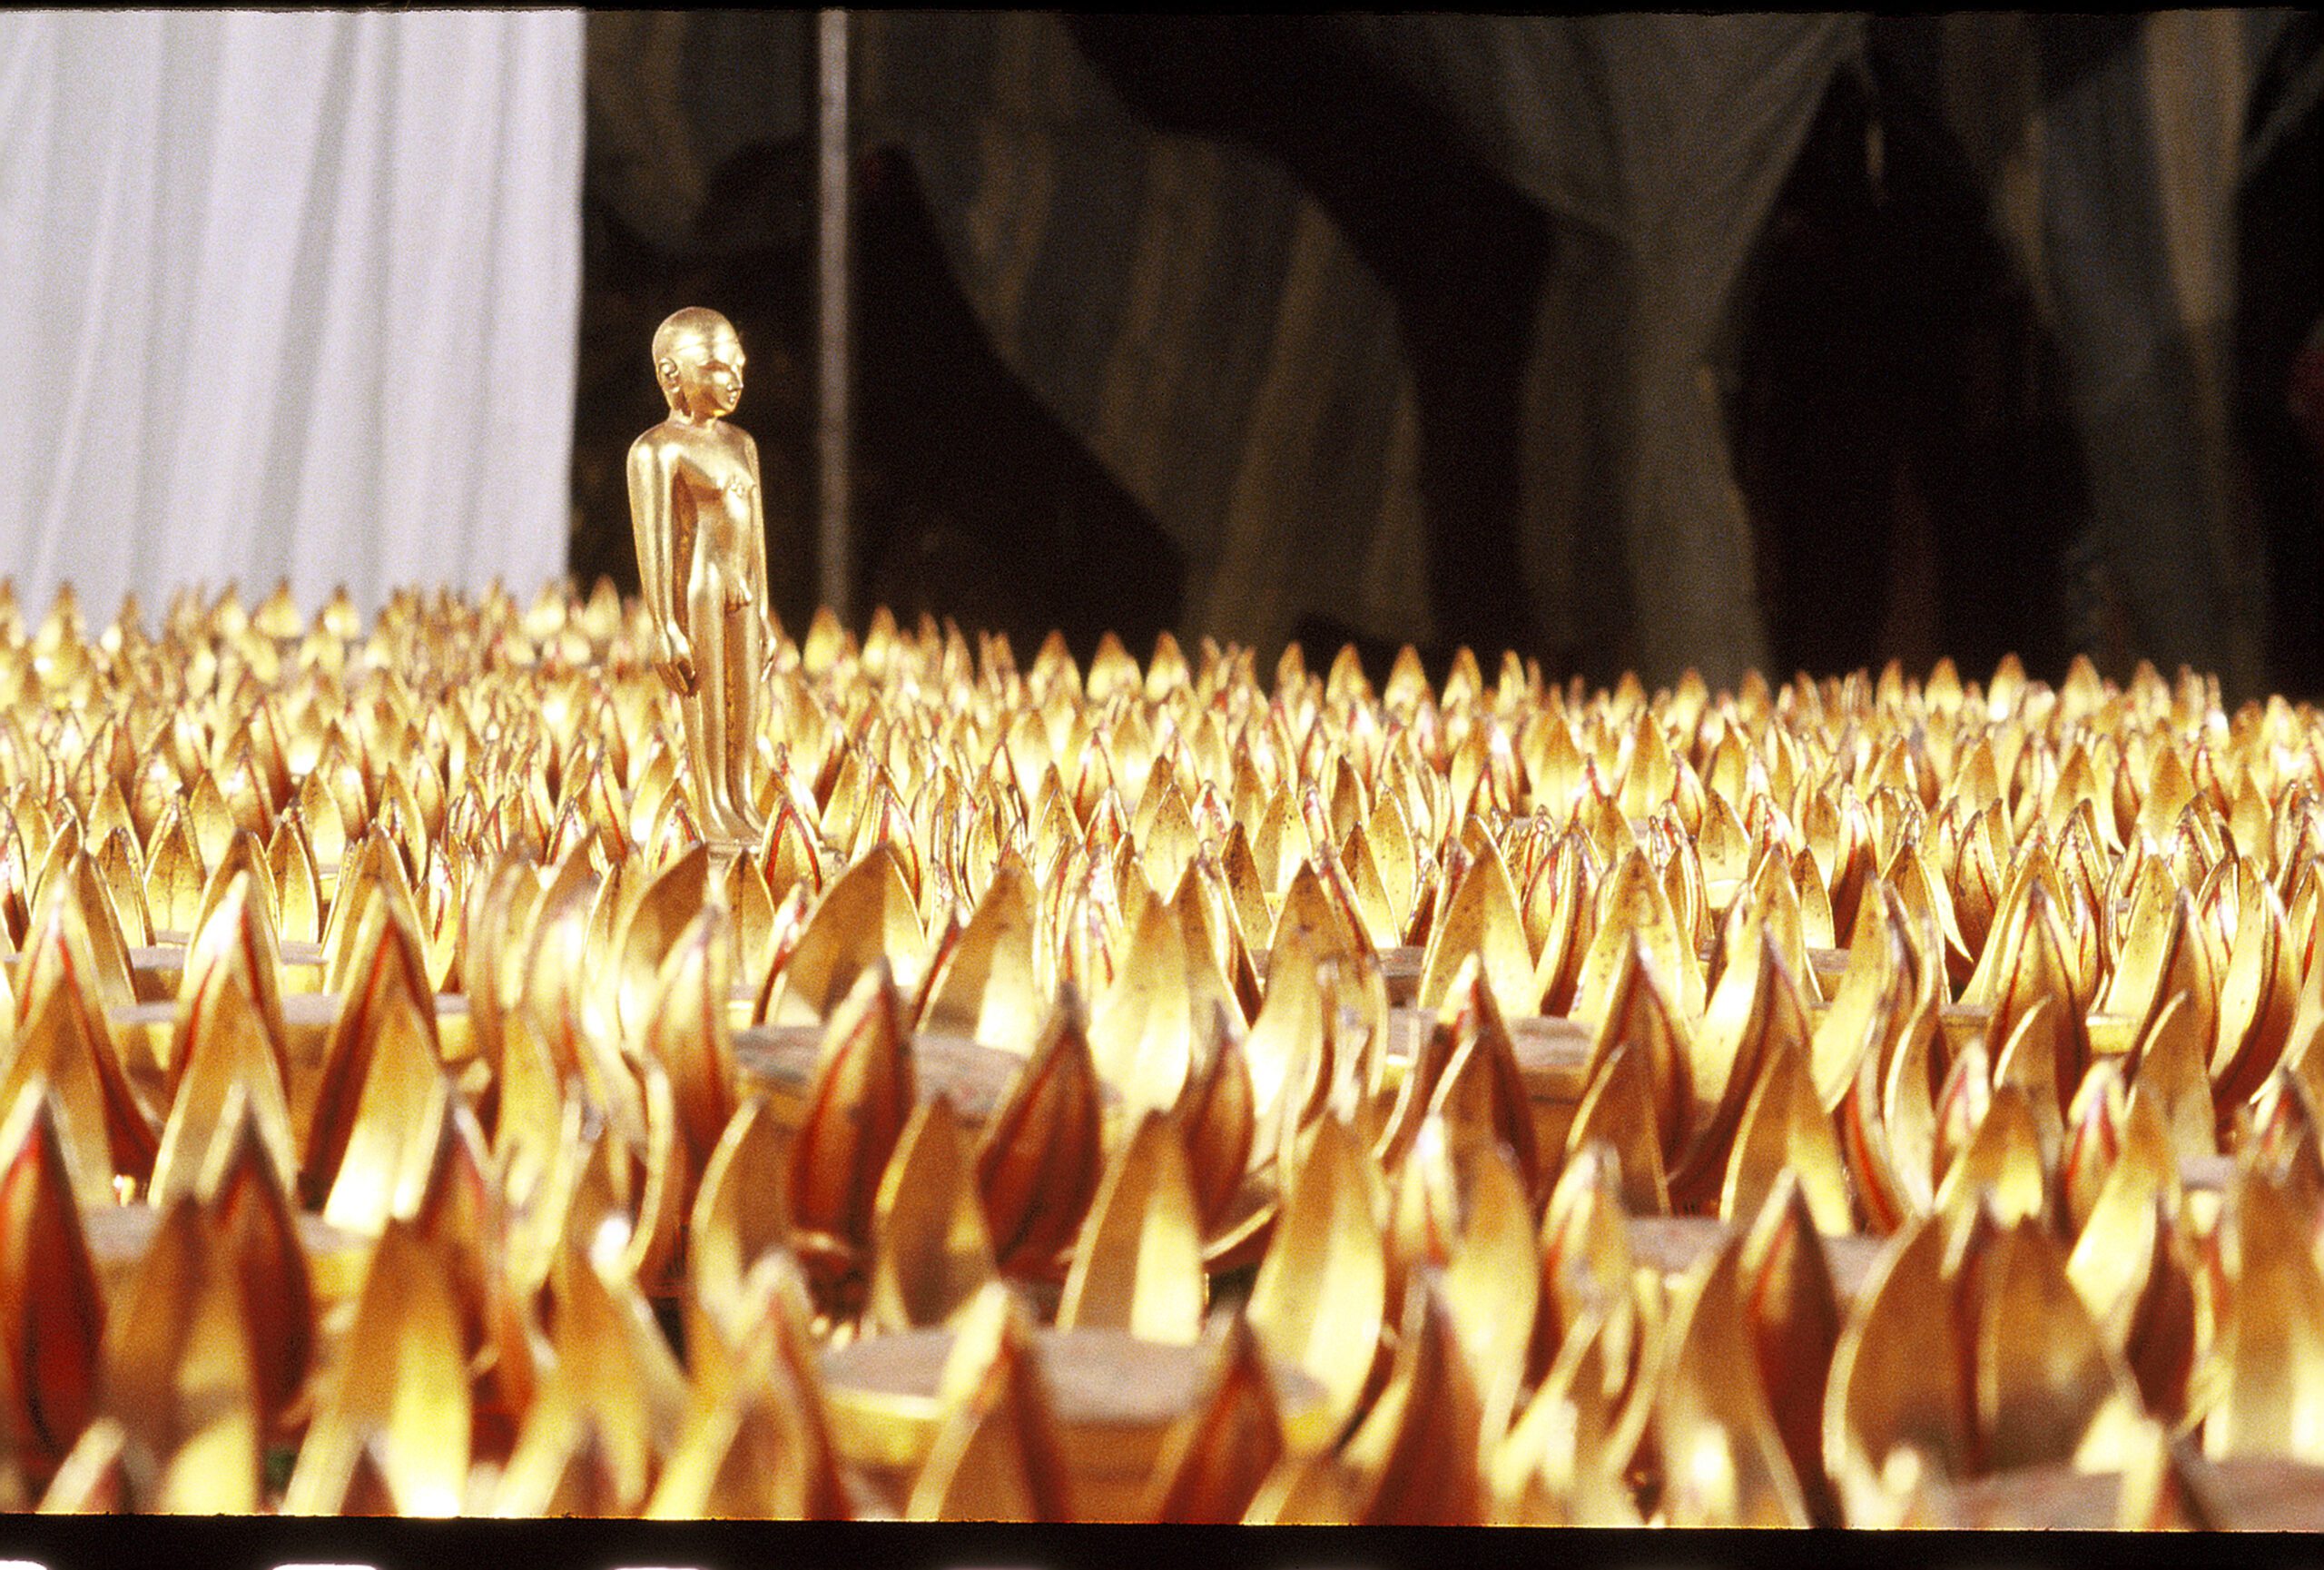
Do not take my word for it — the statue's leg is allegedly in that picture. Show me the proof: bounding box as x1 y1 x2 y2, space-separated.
689 582 741 840
679 688 723 839
722 597 766 837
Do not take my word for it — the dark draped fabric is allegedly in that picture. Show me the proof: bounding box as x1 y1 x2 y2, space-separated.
577 11 2321 696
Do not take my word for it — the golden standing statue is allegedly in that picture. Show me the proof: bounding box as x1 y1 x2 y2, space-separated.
629 308 770 846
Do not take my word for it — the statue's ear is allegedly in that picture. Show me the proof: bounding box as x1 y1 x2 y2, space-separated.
656 357 680 387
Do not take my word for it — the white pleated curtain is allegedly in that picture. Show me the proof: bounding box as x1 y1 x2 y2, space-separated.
0 10 583 627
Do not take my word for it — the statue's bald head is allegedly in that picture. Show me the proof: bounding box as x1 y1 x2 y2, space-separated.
654 307 738 370
653 307 744 418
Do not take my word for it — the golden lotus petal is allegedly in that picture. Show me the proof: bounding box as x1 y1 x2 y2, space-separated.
612 839 708 1040
1243 923 1332 1160
2138 739 2200 849
977 990 1105 1280
281 1220 469 1516
19 861 133 1027
1330 1276 1485 1525
1535 1142 1636 1374
263 812 320 951
2205 1170 2324 1465
1177 1003 1259 1246
184 772 241 881
1522 828 1594 1017
1679 923 1787 1195
169 868 289 1094
35 1414 125 1513
0 1083 106 1470
1425 972 1542 1202
319 989 452 1237
1383 1118 1462 1318
1497 1290 1649 1526
148 969 298 1211
1991 994 2069 1171
1949 800 2006 963
766 844 922 1025
187 829 275 961
1875 997 1944 1220
2247 1066 2324 1218
1808 891 1912 1112
95 1198 261 1514
291 767 347 879
1249 1114 1386 1437
906 1281 1073 1522
1779 844 1833 953
2104 889 2221 1073
37 850 136 1023
198 1092 314 1434
1734 1173 1845 1523
1580 938 1690 1167
1565 1041 1668 1215
1722 1007 1853 1235
2118 1197 2202 1428
1442 1141 1540 1438
2131 990 2218 1161
92 826 152 953
1933 1083 2049 1229
786 960 915 1297
2060 1056 2130 1238
1657 1233 1811 1526
303 894 437 1201
1825 1215 1970 1491
671 1254 855 1516
760 788 824 905
2067 1076 2177 1319
747 879 814 1027
492 1398 628 1518
642 904 737 1183
688 1096 792 1345
1058 1109 1206 1344
1336 818 1399 955
403 1079 505 1377
532 1243 690 1511
915 855 1046 1051
8 915 155 1200
1249 785 1306 907
321 828 423 996
1367 787 1418 934
1414 833 1534 1015
1974 1216 2142 1473
2285 930 2324 1111
2117 1416 2224 1529
1984 881 2088 1119
1134 775 1197 900
1572 845 1703 1023
1267 854 1364 989
1145 1311 1287 1522
1731 846 1818 1001
2214 869 2299 1107
866 1093 998 1335
1088 885 1203 1121
1215 819 1272 966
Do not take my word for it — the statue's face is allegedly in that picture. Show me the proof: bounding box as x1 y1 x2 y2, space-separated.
659 324 745 420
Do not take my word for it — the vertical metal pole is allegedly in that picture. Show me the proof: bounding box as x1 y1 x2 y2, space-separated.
814 9 853 626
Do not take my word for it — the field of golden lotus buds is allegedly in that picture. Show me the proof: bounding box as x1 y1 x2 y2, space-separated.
0 578 2320 1527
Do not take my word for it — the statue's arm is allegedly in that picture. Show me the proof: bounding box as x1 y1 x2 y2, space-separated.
743 432 772 616
628 435 695 689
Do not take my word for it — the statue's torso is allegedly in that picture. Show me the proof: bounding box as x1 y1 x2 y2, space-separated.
657 424 757 614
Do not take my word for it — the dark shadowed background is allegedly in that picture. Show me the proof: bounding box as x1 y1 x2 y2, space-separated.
570 12 2322 700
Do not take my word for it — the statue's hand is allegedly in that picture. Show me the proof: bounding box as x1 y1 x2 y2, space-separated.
657 630 698 696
